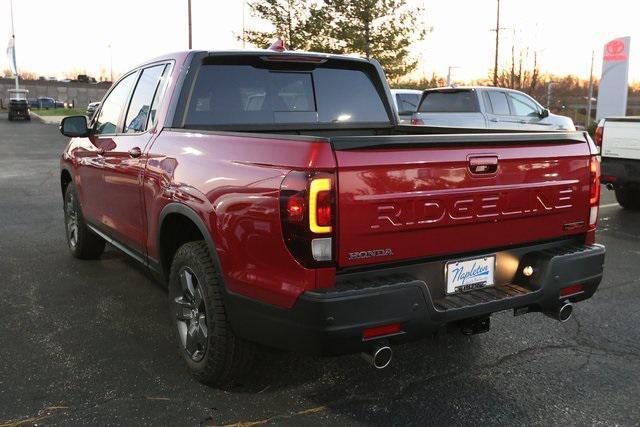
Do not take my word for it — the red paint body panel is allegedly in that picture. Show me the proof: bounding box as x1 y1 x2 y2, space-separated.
335 142 592 267
143 131 336 308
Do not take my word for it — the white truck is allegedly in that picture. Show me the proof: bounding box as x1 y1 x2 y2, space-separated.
411 87 575 131
598 117 640 209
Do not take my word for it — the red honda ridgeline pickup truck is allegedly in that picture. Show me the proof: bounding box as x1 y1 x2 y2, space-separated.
59 47 605 386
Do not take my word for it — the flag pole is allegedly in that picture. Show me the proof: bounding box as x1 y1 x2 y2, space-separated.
9 0 19 91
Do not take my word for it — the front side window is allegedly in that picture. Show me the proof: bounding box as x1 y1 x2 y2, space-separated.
509 92 541 117
487 91 510 115
183 63 388 126
124 65 166 133
94 72 137 135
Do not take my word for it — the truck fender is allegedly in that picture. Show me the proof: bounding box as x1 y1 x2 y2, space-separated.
157 202 226 288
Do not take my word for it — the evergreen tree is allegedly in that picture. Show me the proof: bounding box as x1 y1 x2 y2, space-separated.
323 0 425 79
244 0 329 51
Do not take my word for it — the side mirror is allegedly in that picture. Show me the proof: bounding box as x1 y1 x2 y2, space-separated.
60 115 90 137
540 108 550 119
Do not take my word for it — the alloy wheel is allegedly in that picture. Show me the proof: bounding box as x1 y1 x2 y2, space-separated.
174 267 208 362
65 191 79 248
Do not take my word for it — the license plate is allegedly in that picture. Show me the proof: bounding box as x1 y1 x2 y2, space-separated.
446 255 496 294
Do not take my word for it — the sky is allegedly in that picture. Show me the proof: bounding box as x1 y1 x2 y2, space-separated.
1 0 638 83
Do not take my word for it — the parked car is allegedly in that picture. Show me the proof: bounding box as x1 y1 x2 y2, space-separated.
35 97 56 109
54 99 65 108
411 87 576 131
85 101 100 118
59 47 605 386
390 89 422 124
7 88 30 121
598 117 640 209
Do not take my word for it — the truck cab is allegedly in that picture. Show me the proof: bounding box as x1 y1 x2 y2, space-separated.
412 86 575 131
7 88 30 121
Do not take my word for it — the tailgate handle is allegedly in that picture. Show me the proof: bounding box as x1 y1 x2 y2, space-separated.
468 156 498 174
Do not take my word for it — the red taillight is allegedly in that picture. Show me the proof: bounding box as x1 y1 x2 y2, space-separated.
411 117 424 125
363 323 402 339
316 191 332 227
287 195 304 222
588 156 600 238
590 156 601 206
280 171 335 267
560 284 583 298
594 122 604 150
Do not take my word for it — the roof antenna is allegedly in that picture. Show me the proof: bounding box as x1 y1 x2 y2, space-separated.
268 36 286 52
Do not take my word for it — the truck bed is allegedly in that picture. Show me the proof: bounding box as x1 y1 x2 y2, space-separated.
170 125 594 269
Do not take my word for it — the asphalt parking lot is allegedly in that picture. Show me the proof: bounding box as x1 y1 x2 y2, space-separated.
1 114 639 426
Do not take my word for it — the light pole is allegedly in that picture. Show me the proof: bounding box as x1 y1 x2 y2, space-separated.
108 44 113 82
586 50 595 127
242 0 246 48
546 81 558 108
446 66 459 86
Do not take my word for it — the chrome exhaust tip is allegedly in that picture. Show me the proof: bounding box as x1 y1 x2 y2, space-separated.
361 344 393 369
545 302 573 323
605 183 614 191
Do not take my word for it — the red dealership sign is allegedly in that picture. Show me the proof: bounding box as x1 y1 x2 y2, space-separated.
604 39 627 61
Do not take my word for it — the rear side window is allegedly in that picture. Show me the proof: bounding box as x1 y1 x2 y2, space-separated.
395 93 420 113
486 91 510 115
183 64 388 126
417 91 479 113
124 64 166 133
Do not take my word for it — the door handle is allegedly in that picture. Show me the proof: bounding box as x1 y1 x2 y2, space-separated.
128 147 142 158
489 118 499 122
519 120 527 124
468 155 498 175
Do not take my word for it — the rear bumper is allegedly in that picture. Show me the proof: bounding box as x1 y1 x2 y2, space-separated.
225 243 605 355
601 157 640 186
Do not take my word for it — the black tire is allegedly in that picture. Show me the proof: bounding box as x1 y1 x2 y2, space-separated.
63 182 106 259
169 241 255 387
615 187 640 210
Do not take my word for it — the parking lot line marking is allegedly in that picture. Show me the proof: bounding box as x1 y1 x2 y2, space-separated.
600 203 620 209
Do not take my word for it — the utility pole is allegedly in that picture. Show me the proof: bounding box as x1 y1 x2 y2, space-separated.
586 50 595 127
188 0 193 49
493 0 500 84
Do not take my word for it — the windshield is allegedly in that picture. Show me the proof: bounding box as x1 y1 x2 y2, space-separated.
183 63 389 127
418 90 479 113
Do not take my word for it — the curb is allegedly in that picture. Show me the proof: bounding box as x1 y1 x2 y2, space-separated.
30 112 65 125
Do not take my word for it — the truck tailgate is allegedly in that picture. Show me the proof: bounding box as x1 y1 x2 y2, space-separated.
332 133 592 267
602 118 640 160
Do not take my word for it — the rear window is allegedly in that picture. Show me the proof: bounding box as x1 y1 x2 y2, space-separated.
417 91 479 113
183 64 389 126
395 93 420 114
